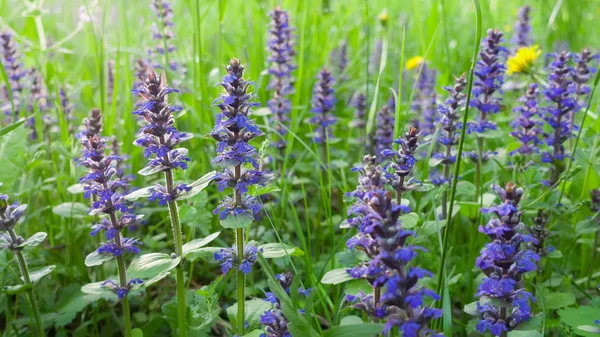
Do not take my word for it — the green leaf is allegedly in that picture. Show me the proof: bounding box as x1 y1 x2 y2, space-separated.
52 202 89 219
187 247 221 263
85 250 114 267
182 232 221 257
259 243 304 258
545 292 576 309
18 232 47 248
547 250 563 259
578 325 600 334
516 314 543 331
428 156 444 167
0 124 27 182
413 183 434 192
2 283 32 295
132 328 144 337
422 219 446 236
66 183 85 194
242 330 264 337
226 299 272 331
323 323 384 337
177 171 216 201
463 301 479 316
28 265 55 283
344 279 371 296
0 119 26 138
81 281 119 302
220 212 254 229
400 212 419 228
443 275 453 336
248 184 281 196
321 268 353 285
558 306 600 337
124 186 153 201
127 253 181 280
507 330 542 337
340 315 363 326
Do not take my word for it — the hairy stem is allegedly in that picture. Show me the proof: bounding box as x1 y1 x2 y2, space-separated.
234 160 245 335
165 170 187 337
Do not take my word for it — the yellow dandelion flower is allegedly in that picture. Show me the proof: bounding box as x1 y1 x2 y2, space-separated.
378 12 389 27
406 56 424 71
507 45 541 75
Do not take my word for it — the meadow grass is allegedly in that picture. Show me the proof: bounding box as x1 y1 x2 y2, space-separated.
1 0 600 336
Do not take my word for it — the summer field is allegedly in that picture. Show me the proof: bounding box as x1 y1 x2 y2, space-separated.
1 0 600 336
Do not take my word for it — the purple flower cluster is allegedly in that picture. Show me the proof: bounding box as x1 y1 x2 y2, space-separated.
0 188 28 250
573 47 597 114
78 109 143 298
211 59 270 220
330 41 348 79
373 104 394 161
344 155 442 336
381 126 421 202
510 84 542 155
475 183 539 336
214 243 259 275
150 0 179 72
260 271 309 337
540 52 576 169
431 74 467 186
267 7 296 151
469 29 507 135
412 63 438 135
0 31 26 122
309 68 336 144
102 278 144 299
511 6 532 49
132 70 192 204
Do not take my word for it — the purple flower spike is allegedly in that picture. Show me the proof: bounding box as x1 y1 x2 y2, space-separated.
344 155 442 336
260 271 309 337
412 63 438 135
468 29 507 137
267 7 296 152
541 52 576 184
510 84 542 156
309 68 336 144
511 6 533 50
373 105 394 161
0 31 26 123
475 183 539 336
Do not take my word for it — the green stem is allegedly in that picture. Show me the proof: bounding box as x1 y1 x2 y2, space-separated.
236 228 245 334
434 0 482 326
10 231 44 337
165 169 186 337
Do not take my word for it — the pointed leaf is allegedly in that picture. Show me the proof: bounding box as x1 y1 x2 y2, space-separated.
259 243 304 258
52 202 89 219
182 232 221 257
18 232 47 248
176 171 216 200
2 283 32 295
27 265 55 283
124 186 153 201
81 281 119 301
321 268 353 285
85 250 115 267
127 253 181 280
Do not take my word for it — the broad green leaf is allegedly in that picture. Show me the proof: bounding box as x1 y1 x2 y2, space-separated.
340 315 363 326
321 268 353 285
422 219 446 236
132 328 144 337
400 212 419 228
127 253 181 280
66 183 84 194
507 330 542 337
177 171 216 200
259 243 304 258
545 292 576 309
28 265 55 283
85 250 114 266
226 299 271 331
463 301 479 316
558 306 600 337
187 247 221 263
182 232 221 256
344 279 371 296
412 183 434 192
547 250 563 259
18 232 47 248
124 186 153 201
578 325 600 334
428 157 444 167
138 165 167 176
81 281 119 302
2 283 32 295
220 212 254 229
248 184 280 196
52 202 89 219
323 323 384 337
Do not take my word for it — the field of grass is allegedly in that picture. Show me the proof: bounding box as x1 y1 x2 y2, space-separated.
1 0 600 336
